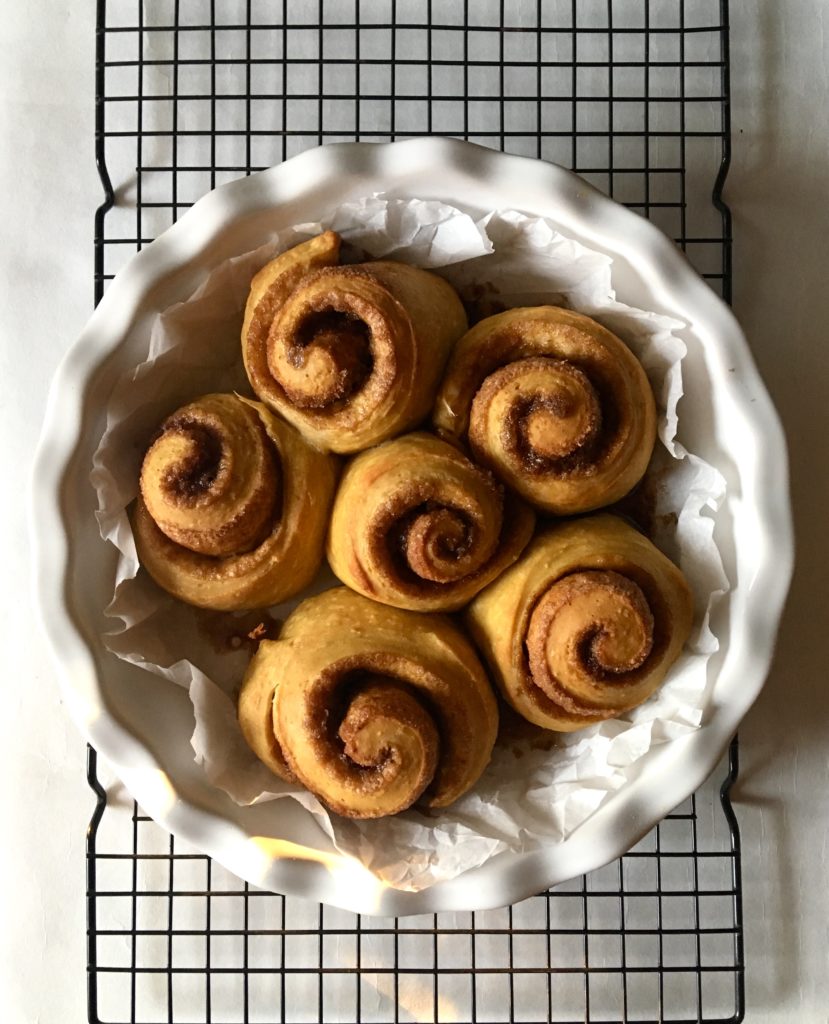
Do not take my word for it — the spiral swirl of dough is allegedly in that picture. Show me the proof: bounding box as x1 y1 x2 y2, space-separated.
466 515 693 732
432 306 656 514
238 588 499 818
243 231 468 453
327 432 535 612
133 393 338 611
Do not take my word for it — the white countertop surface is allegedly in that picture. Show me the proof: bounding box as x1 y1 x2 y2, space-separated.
1 1 826 1020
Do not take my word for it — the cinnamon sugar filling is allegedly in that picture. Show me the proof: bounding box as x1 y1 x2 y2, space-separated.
141 403 280 557
469 355 625 475
525 570 656 714
281 308 373 409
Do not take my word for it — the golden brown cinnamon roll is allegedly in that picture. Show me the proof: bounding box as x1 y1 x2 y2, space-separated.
237 588 499 818
466 515 693 732
242 231 468 453
327 432 535 612
432 306 656 514
133 393 338 611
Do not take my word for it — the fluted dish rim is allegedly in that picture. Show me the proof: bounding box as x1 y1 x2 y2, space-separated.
31 138 793 915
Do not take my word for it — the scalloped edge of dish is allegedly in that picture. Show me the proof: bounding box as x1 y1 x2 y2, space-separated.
31 138 793 915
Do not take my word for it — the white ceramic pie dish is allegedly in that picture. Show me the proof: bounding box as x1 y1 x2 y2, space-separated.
31 137 792 915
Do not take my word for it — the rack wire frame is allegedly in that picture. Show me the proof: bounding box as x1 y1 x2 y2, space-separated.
88 1 743 1021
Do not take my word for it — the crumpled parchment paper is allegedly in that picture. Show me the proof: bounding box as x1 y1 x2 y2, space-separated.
92 193 728 892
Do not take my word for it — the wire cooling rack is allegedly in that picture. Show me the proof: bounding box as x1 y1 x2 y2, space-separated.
89 1 742 1021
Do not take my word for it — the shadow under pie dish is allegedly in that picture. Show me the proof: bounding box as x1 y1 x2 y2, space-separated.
32 139 792 913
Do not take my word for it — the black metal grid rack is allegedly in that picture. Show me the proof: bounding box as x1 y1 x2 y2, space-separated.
88 1 742 1021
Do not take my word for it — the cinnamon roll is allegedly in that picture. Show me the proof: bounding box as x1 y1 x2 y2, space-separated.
238 587 499 818
432 306 656 514
466 515 693 731
133 393 338 611
242 231 468 453
327 432 535 612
